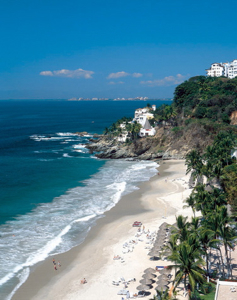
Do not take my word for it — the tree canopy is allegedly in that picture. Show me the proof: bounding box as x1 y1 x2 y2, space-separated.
173 76 237 123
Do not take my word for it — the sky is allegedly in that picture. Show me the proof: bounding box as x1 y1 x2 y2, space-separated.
1 0 237 99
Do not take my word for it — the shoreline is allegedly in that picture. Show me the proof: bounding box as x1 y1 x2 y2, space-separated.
12 160 192 300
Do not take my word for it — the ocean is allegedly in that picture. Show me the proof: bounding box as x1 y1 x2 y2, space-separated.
0 99 171 299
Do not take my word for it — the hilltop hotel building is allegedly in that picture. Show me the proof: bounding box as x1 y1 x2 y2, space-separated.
206 59 237 79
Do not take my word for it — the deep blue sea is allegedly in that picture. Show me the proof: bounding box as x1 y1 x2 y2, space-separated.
0 99 171 299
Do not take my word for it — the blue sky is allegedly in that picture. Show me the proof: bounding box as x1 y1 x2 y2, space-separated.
1 0 237 99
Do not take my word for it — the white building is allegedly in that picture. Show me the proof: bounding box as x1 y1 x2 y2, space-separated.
227 59 237 79
206 63 225 77
139 119 156 137
134 108 149 118
206 59 237 78
133 106 156 137
116 105 156 142
117 132 128 142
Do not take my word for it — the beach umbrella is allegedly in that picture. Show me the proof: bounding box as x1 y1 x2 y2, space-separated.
157 276 170 285
159 267 171 275
139 278 154 285
144 267 156 273
155 235 166 241
156 232 166 238
155 236 166 243
157 274 166 280
148 249 160 256
156 278 169 288
153 242 164 249
142 273 156 279
159 222 168 231
136 284 152 291
155 283 168 291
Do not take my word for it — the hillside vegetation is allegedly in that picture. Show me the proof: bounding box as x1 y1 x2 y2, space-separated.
153 75 237 126
174 75 237 122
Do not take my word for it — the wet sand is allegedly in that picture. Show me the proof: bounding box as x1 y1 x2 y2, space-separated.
13 160 192 300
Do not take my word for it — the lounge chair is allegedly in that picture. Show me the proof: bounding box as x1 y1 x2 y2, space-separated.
117 289 128 295
127 278 136 282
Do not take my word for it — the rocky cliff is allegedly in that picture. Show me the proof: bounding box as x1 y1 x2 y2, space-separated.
87 122 217 160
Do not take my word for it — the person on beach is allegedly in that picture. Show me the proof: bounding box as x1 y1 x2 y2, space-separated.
58 261 61 267
81 278 87 284
54 265 57 271
53 258 56 265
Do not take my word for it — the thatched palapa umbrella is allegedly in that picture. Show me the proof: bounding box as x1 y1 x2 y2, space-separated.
139 278 154 285
142 273 156 279
156 277 169 289
144 267 156 273
136 284 152 291
148 249 160 257
159 222 168 231
155 284 169 292
159 267 171 275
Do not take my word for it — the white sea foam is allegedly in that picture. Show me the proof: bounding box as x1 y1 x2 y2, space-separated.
0 159 158 298
63 153 72 158
0 214 97 288
56 132 79 136
5 268 30 300
73 144 87 149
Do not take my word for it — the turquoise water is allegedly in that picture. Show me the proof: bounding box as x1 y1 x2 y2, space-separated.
0 99 171 299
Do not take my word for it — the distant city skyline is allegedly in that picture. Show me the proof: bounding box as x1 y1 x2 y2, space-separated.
1 0 237 100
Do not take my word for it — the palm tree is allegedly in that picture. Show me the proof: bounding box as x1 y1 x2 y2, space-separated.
189 217 200 233
169 242 205 299
197 226 218 276
203 206 230 277
185 150 204 181
218 222 236 278
172 215 189 242
183 195 197 217
125 122 141 141
192 184 211 215
165 234 179 287
103 127 109 135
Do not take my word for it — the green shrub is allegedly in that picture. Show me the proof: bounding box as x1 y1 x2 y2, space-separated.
172 126 183 134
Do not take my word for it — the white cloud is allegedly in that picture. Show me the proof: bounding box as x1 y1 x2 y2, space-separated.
140 74 186 86
108 81 124 85
40 68 94 79
132 72 143 78
40 71 53 76
107 71 143 79
107 71 130 79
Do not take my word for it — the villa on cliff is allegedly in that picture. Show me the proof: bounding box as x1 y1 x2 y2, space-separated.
133 106 156 137
206 59 237 78
117 105 157 142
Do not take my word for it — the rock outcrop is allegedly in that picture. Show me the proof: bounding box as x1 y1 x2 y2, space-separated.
86 122 216 160
230 111 237 125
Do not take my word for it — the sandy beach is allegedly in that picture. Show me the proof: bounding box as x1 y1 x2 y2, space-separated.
13 160 193 300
